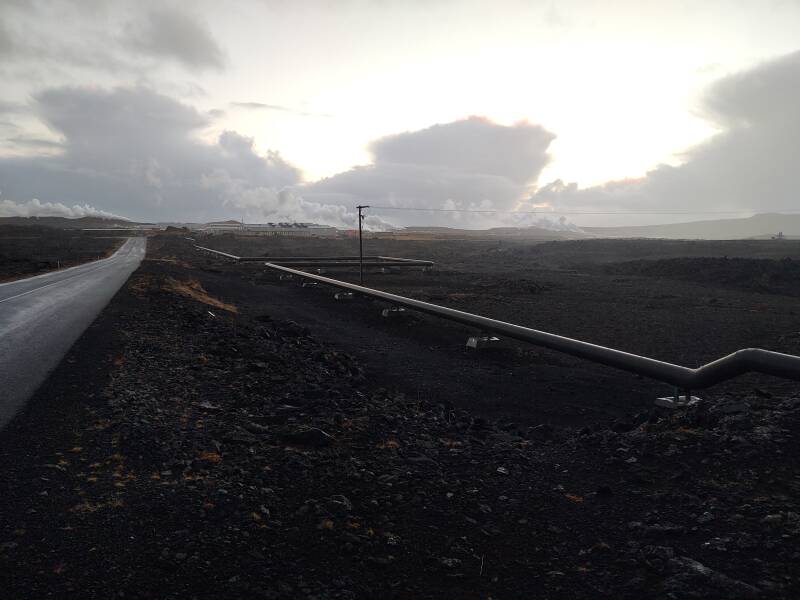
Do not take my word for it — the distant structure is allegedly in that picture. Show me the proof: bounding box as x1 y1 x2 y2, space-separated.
772 231 785 240
201 221 338 238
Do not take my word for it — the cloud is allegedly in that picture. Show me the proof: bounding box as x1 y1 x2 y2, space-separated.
35 86 209 162
0 20 15 57
370 117 554 184
0 196 124 220
302 116 560 228
124 9 226 71
202 174 375 229
0 94 570 230
0 3 227 83
0 2 132 74
232 102 295 111
5 136 63 150
0 86 304 222
0 100 25 114
230 102 333 118
701 50 800 129
16 51 796 232
531 50 800 224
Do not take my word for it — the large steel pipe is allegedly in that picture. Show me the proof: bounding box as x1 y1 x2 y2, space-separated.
263 262 800 390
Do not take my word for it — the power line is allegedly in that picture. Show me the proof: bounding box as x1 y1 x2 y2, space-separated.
365 206 800 216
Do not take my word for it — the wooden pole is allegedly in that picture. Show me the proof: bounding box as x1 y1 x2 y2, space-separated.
357 205 369 285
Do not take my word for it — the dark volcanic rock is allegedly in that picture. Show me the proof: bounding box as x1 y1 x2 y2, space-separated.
1 234 799 599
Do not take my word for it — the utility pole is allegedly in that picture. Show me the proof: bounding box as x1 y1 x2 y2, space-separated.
356 205 369 285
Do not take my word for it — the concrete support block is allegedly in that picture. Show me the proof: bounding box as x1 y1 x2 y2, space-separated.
381 306 408 318
466 335 501 350
654 395 702 409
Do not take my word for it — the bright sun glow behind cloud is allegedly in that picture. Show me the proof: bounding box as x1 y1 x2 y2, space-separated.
202 0 798 190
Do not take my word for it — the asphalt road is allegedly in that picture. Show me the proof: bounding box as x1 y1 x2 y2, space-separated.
0 237 146 429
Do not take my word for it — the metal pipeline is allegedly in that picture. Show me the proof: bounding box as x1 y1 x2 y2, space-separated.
192 243 800 389
263 262 800 390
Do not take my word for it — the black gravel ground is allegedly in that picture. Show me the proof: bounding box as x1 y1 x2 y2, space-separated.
0 234 798 599
0 225 124 281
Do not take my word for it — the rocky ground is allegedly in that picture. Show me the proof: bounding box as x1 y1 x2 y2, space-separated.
597 257 800 297
0 225 123 281
0 235 799 598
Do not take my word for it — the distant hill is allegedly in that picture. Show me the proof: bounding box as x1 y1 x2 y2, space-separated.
585 213 800 240
391 225 584 240
0 216 141 229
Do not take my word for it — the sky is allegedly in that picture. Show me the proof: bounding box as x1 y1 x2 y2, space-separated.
0 0 799 229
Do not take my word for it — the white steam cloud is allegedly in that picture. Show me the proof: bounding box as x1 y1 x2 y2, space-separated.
201 171 394 230
0 196 125 220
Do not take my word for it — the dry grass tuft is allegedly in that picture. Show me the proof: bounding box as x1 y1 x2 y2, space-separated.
163 277 238 313
145 256 192 268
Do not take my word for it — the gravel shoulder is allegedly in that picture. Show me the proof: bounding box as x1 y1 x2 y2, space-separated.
0 235 798 599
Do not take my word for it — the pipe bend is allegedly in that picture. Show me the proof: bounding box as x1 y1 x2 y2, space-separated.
732 347 763 361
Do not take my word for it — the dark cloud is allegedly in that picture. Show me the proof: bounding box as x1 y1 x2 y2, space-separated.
370 117 554 184
1 3 226 82
0 20 15 57
0 86 305 222
0 99 25 114
0 0 30 10
302 116 562 228
702 50 800 128
0 2 227 84
0 0 122 70
36 86 209 163
125 9 226 71
0 6 133 75
532 50 800 222
0 97 571 229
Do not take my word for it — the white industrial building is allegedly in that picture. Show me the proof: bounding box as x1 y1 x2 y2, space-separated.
201 222 338 238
